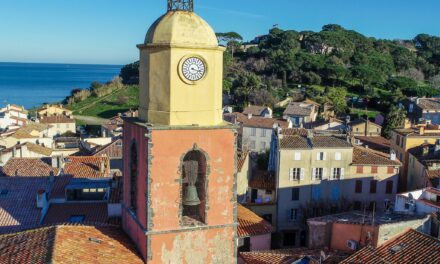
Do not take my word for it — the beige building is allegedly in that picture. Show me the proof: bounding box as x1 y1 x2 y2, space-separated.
37 104 72 118
408 142 440 190
348 118 382 136
39 116 76 137
237 151 250 202
269 129 400 247
283 101 319 127
0 123 53 148
0 142 53 166
390 123 440 190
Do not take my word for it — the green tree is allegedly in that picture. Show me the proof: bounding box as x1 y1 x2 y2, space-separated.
216 32 243 58
119 61 139 85
383 106 407 138
326 87 348 114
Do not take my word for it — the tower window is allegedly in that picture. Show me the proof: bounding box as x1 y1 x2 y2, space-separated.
181 149 207 226
130 142 138 214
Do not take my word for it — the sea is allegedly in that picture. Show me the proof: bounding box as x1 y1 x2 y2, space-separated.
0 62 122 109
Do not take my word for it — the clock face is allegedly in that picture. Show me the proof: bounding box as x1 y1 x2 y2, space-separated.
182 57 206 82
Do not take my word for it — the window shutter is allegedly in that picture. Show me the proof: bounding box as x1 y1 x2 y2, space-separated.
295 152 301 161
287 209 292 221
323 168 328 180
323 152 327 161
300 168 305 181
316 153 320 160
289 168 294 181
341 168 345 180
312 168 316 180
330 168 334 180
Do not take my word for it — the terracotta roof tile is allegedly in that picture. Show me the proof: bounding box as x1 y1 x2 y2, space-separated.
283 102 315 116
0 225 143 263
25 142 53 156
243 105 269 116
280 133 352 149
237 204 273 237
0 177 50 234
226 112 289 129
0 158 59 177
12 123 51 139
354 136 390 153
352 147 401 166
249 171 275 190
43 203 110 225
340 229 440 264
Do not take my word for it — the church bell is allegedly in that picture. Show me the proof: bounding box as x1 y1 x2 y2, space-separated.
183 160 201 206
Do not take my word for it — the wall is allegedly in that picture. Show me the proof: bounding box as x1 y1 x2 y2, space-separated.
408 153 429 190
242 126 272 152
330 223 378 251
377 216 431 245
308 221 332 249
250 234 271 251
236 154 249 201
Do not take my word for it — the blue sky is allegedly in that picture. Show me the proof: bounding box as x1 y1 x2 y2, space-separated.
1 0 439 65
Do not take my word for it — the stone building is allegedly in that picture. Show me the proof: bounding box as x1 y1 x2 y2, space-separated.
121 1 237 262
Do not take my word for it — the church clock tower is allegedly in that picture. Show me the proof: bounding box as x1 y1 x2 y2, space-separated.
122 1 237 263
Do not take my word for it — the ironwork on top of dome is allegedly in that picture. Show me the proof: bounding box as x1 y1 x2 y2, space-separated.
167 0 194 12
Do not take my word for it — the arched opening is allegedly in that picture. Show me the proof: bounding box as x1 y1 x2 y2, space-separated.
130 142 138 213
181 149 207 225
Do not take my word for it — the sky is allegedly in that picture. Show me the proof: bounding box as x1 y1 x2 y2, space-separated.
0 0 439 65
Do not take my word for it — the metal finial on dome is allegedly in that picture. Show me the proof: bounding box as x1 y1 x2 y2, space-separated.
168 0 194 12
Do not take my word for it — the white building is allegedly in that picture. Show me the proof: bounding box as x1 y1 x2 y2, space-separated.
0 104 28 130
395 187 440 215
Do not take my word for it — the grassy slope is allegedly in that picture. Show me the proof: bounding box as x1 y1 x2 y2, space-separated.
69 85 139 119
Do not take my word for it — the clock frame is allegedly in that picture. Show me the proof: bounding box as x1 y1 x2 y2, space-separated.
178 55 208 84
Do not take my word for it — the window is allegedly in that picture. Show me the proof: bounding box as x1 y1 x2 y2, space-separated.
130 142 138 213
387 167 395 174
249 140 256 150
261 141 266 150
335 152 342 161
395 135 400 145
292 188 300 201
331 168 344 180
294 152 301 161
250 128 256 136
182 149 208 225
317 152 326 161
266 190 273 195
289 208 298 221
69 215 85 223
283 231 296 247
83 189 90 193
238 237 250 252
260 129 266 137
357 166 364 173
313 168 324 180
370 180 377 194
386 181 394 194
90 189 97 193
371 166 378 173
355 180 363 193
369 201 377 211
289 168 303 181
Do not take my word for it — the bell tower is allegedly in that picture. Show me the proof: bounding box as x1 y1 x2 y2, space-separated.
138 0 225 126
122 1 237 263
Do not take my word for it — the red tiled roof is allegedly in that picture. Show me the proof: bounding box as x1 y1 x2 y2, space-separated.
354 136 390 153
63 156 110 178
227 112 289 129
352 147 401 166
249 171 275 190
0 177 50 234
43 203 109 225
0 158 59 177
237 204 273 238
0 225 143 263
340 229 440 264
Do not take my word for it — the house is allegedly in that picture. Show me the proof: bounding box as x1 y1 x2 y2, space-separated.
101 115 124 138
224 112 290 152
39 115 76 137
348 118 382 136
390 123 440 191
402 97 440 125
243 105 273 118
0 123 53 148
353 136 391 154
237 151 250 202
283 101 319 127
53 137 81 156
268 129 401 247
395 187 440 215
0 104 28 130
237 204 273 263
37 104 72 118
307 211 431 252
0 142 53 166
340 229 440 264
0 225 143 263
305 118 345 131
407 142 440 190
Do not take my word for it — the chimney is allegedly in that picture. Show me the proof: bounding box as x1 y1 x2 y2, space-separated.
419 126 425 136
36 189 48 209
247 113 252 119
307 130 314 139
390 150 397 161
423 144 430 156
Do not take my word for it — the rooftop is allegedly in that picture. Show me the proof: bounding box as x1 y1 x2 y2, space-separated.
340 229 440 264
39 115 75 124
352 147 401 166
280 132 352 149
307 211 428 226
12 123 51 139
415 98 440 110
242 105 270 117
0 158 59 177
225 112 289 129
240 248 346 264
283 102 316 116
42 203 110 225
237 204 273 238
249 170 276 190
354 136 390 153
0 177 50 234
0 225 143 263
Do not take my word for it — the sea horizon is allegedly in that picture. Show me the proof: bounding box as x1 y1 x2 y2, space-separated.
0 61 122 109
